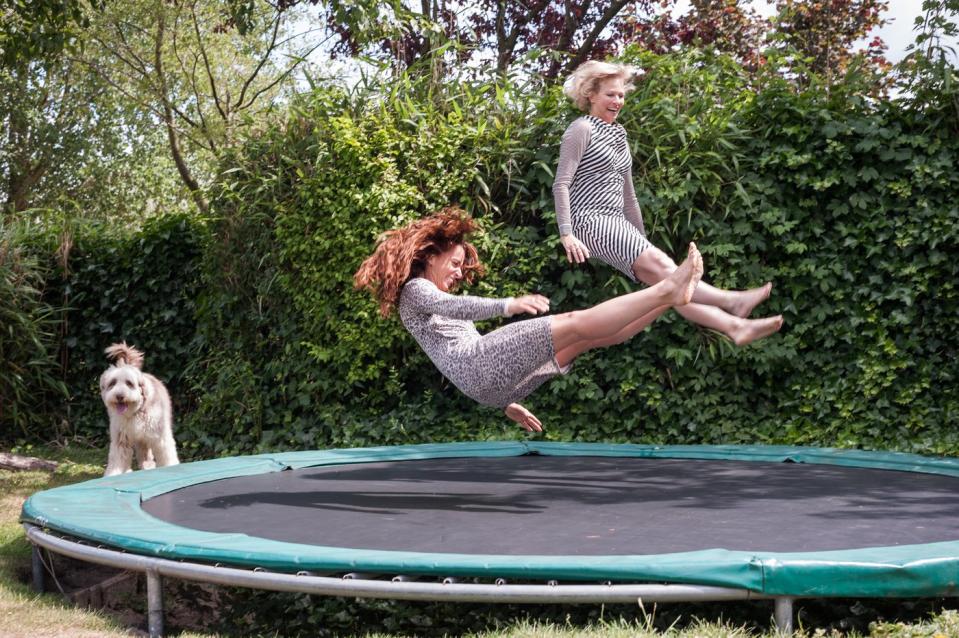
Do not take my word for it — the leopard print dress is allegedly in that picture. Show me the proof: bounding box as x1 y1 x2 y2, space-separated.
398 277 569 408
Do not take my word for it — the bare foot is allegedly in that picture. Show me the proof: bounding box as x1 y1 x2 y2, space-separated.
663 242 703 306
728 282 773 318
730 314 784 346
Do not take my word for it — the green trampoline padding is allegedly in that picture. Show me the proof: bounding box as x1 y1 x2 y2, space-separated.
21 442 959 597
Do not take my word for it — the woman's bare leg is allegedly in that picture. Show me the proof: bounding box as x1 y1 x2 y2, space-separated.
634 246 772 316
551 243 703 366
632 246 783 346
555 307 669 367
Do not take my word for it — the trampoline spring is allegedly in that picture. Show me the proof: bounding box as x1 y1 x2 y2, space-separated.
601 580 613 587
547 580 559 587
343 572 377 580
442 576 460 585
495 578 508 586
391 575 412 582
253 567 268 573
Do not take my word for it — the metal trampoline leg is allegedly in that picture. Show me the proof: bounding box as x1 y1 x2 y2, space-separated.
774 596 794 634
146 570 164 638
31 546 44 592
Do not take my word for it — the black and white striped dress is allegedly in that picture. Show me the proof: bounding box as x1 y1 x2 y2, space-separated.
553 115 650 281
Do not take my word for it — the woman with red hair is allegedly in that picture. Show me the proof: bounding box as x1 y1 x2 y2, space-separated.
355 207 703 431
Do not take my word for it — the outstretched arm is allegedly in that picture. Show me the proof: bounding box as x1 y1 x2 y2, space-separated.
553 120 592 264
403 279 550 320
402 278 509 321
505 403 543 432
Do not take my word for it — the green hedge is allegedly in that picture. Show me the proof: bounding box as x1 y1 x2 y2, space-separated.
174 50 959 458
7 50 957 458
733 80 959 451
0 219 67 440
0 213 206 445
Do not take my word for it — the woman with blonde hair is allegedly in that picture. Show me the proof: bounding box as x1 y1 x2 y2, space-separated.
355 207 703 431
555 60 783 346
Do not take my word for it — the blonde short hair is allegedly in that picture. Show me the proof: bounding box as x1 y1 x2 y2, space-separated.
563 60 639 112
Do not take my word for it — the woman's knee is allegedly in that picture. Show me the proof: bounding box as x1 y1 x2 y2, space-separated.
633 246 675 283
550 310 586 346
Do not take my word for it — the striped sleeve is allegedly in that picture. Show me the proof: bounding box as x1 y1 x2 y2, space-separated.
552 119 591 237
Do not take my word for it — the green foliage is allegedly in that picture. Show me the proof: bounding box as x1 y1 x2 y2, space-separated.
167 50 959 459
732 78 959 452
4 212 207 444
899 0 959 126
61 213 206 441
10 46 958 463
619 47 757 250
180 75 551 455
0 219 67 442
0 0 94 68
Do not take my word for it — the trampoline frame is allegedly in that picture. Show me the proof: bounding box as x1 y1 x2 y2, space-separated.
22 441 959 637
24 523 788 637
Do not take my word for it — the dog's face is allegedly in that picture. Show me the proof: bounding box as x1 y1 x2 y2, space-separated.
100 365 147 417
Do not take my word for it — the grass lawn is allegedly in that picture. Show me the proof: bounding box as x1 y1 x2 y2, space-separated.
2 443 958 637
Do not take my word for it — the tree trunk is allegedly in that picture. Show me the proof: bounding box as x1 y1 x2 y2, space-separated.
154 7 208 214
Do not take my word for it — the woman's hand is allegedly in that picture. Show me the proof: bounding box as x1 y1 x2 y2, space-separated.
505 403 543 432
506 294 550 317
561 234 590 264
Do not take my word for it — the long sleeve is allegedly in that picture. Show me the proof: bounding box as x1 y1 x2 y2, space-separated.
622 172 646 236
552 119 591 237
400 278 509 321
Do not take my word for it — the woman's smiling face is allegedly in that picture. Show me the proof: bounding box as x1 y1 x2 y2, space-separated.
426 244 465 292
589 76 626 123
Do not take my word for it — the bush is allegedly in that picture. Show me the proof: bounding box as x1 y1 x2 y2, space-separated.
0 218 67 442
178 74 565 456
3 212 207 444
179 50 959 458
12 49 956 459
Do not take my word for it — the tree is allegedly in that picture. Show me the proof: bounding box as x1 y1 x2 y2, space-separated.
768 0 890 85
899 0 959 124
77 0 322 213
314 0 663 80
470 0 658 79
616 0 769 69
0 0 95 69
675 0 770 68
2 57 132 214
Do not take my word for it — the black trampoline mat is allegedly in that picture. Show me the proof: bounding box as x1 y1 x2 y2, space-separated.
141 455 959 555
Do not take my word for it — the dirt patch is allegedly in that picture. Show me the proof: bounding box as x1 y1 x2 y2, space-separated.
24 550 225 635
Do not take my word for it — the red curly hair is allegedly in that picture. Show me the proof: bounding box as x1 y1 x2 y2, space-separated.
354 207 485 317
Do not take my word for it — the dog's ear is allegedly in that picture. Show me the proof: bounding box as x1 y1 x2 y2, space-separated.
99 369 113 391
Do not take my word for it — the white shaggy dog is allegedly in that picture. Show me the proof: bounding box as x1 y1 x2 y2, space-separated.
100 342 179 477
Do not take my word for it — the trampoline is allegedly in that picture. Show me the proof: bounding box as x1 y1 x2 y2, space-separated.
21 441 959 636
